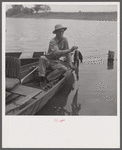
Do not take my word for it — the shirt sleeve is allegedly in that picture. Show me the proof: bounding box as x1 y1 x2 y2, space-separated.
46 40 59 59
49 40 59 52
47 38 68 59
64 37 69 49
46 38 72 62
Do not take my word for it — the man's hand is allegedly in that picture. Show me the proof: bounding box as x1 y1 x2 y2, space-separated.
70 65 77 70
70 46 78 52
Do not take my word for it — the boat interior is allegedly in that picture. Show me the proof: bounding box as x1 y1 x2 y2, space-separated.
6 52 44 104
5 52 65 107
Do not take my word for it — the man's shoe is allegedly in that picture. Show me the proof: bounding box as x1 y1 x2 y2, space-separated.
39 76 48 90
40 76 47 82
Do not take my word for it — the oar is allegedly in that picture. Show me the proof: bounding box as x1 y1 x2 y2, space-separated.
21 66 39 84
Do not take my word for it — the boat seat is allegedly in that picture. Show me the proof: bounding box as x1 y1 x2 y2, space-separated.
6 56 21 91
6 78 20 91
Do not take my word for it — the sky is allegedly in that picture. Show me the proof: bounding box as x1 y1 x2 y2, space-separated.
5 2 118 12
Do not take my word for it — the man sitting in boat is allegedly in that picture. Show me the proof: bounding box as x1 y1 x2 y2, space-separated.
38 24 78 87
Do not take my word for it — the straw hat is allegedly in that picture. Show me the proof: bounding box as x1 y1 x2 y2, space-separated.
53 24 67 34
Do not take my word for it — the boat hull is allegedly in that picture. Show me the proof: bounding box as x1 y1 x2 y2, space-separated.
6 69 72 115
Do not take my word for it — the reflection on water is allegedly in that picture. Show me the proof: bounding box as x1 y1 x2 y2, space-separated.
71 88 81 115
75 65 79 81
54 87 81 115
36 71 81 115
107 59 114 70
69 68 81 115
54 67 81 115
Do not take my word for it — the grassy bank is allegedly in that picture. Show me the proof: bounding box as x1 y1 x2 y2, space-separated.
7 12 117 21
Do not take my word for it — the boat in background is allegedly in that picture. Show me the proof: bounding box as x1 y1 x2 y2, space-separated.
5 52 73 115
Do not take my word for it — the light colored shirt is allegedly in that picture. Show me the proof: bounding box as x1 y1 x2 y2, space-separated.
46 36 72 66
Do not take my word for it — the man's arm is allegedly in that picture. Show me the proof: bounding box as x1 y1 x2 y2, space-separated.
46 39 73 59
64 38 74 67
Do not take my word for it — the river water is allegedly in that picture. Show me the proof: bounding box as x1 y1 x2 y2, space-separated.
6 18 117 115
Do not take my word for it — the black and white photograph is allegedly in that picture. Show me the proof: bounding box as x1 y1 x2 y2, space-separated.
2 1 120 148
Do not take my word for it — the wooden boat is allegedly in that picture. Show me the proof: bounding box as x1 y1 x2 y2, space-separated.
5 52 73 115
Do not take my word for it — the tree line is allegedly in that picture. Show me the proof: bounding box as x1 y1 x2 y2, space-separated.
6 5 51 17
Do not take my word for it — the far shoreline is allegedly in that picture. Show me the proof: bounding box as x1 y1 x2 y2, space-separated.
6 12 117 21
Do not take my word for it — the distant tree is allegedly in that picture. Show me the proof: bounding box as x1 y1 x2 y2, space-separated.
40 5 51 12
6 5 24 16
12 5 24 10
30 8 34 14
33 5 41 13
6 5 35 16
33 4 51 13
22 7 34 14
12 5 24 13
6 8 14 16
22 7 29 14
6 4 50 17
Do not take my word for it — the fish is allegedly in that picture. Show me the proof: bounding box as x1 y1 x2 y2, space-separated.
73 50 83 67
